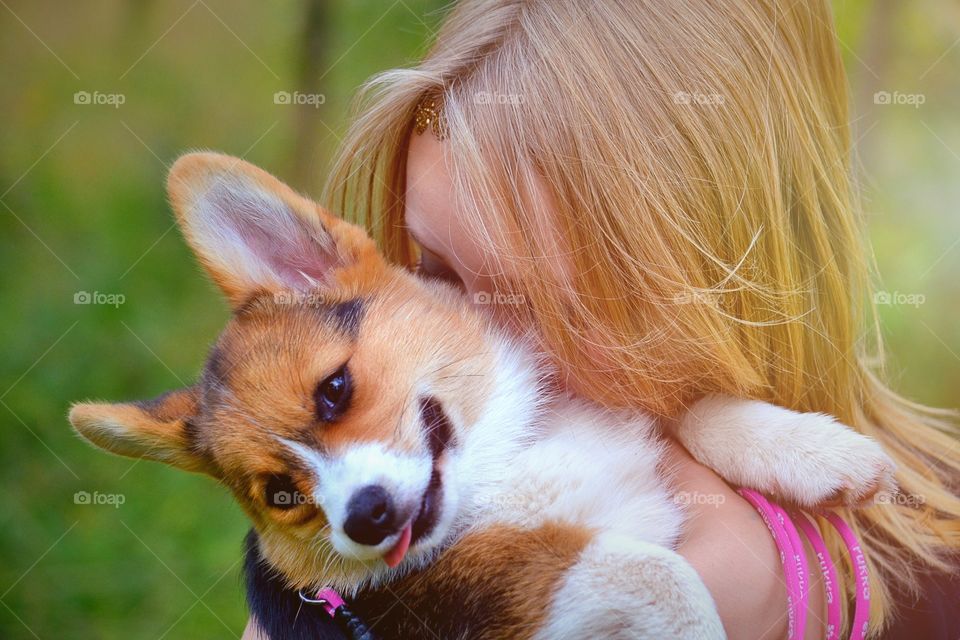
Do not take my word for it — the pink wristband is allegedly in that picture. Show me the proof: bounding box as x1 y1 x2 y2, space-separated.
824 512 871 640
794 512 842 640
737 489 804 640
772 501 808 637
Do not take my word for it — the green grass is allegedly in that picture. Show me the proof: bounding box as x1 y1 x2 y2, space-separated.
0 1 957 638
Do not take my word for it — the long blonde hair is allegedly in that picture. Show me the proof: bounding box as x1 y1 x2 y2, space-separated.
327 0 960 632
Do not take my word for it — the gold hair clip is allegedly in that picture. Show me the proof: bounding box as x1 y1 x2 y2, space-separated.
413 97 447 140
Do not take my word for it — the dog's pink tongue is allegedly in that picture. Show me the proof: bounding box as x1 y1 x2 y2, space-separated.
383 524 412 568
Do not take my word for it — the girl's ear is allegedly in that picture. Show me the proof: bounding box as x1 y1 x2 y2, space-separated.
69 388 213 475
167 152 380 309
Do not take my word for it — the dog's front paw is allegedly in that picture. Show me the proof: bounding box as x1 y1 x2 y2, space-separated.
750 411 898 508
675 396 898 509
811 430 897 508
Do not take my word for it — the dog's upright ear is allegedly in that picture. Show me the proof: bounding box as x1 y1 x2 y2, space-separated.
69 387 214 475
167 152 382 309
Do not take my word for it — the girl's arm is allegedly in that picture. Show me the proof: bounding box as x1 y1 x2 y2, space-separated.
664 439 827 640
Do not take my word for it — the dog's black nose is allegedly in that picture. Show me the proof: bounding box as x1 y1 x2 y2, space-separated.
343 485 397 546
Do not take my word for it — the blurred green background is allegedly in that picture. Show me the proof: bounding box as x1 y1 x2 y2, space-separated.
0 1 957 638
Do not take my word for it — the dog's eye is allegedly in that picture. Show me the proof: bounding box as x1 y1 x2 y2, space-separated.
264 474 301 510
314 364 351 422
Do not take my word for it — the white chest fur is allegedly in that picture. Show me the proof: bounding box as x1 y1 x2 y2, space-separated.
470 399 683 549
448 338 684 551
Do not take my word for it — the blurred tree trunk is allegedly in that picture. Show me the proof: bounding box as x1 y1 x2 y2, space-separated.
290 0 330 192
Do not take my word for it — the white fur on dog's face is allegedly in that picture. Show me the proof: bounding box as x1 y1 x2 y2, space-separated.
280 440 433 561
277 427 467 568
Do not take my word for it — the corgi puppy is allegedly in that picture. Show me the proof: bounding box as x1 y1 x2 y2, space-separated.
70 153 895 640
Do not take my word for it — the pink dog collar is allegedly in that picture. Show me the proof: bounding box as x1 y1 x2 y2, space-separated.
311 587 346 617
299 587 377 639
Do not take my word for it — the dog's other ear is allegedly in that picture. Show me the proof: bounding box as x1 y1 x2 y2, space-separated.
69 388 214 475
167 152 381 309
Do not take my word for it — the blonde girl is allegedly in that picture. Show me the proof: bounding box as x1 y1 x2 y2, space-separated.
246 0 960 637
